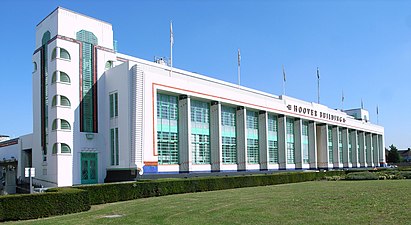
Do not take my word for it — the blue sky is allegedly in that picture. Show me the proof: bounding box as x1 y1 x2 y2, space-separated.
1 0 411 148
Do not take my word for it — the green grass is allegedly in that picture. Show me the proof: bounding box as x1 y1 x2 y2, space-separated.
8 180 411 225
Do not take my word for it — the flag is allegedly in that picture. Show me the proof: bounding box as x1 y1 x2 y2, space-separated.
342 90 344 102
361 99 364 109
237 49 241 66
170 21 174 46
282 65 286 82
376 105 379 115
317 67 320 80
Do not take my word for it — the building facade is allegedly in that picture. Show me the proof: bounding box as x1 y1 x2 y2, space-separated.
5 7 386 187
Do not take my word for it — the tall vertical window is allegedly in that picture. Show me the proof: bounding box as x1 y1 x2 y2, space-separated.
286 118 295 164
328 126 333 163
247 111 259 164
268 114 278 164
221 106 236 164
109 92 118 118
338 128 343 162
41 31 50 161
110 128 119 166
302 121 309 164
191 100 210 164
157 94 179 164
348 131 353 163
77 30 98 133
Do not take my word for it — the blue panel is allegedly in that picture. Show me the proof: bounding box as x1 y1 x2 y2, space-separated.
143 165 158 174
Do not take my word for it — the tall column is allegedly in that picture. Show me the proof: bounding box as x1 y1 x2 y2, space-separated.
294 119 303 169
350 130 359 168
332 126 340 168
366 133 373 167
278 115 287 169
258 111 268 170
210 101 221 172
379 134 385 166
372 134 379 167
342 128 350 168
308 121 317 169
236 106 246 171
316 124 329 169
358 131 366 167
178 95 191 173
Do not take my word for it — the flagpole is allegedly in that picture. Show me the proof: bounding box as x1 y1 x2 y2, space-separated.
377 105 379 124
317 67 320 104
282 65 286 95
341 89 344 110
170 21 173 77
238 49 241 87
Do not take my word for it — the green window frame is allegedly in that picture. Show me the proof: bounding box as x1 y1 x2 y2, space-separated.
61 119 71 130
191 100 210 164
109 92 118 118
268 114 278 163
286 118 295 164
328 126 333 162
51 48 57 60
157 94 179 164
247 111 259 164
52 143 58 154
33 62 37 73
60 72 70 83
110 128 119 166
60 48 71 60
52 119 57 130
105 61 113 71
60 96 71 107
61 143 71 153
221 106 236 164
51 71 57 83
302 120 309 164
51 95 57 107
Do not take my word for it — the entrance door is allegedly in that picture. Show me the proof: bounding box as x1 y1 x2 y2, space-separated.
81 153 98 184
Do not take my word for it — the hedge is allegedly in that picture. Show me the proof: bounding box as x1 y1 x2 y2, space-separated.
77 171 345 205
0 170 346 221
0 188 89 221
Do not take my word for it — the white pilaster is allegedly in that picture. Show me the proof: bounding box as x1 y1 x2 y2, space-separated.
342 128 350 168
178 95 191 172
358 131 366 167
350 130 359 168
258 111 268 170
372 134 379 167
316 124 329 169
236 106 246 171
210 101 221 172
308 121 317 169
294 119 303 169
278 115 287 169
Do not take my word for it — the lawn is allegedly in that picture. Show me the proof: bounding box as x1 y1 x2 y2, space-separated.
8 180 411 225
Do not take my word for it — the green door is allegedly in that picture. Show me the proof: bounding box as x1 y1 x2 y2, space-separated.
81 153 98 184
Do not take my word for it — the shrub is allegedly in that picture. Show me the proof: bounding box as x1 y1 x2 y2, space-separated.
0 188 89 221
77 171 343 205
399 171 411 179
344 172 379 180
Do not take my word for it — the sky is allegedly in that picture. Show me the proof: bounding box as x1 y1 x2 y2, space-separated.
1 0 411 148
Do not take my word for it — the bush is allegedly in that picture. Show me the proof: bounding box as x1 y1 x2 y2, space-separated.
344 172 379 180
77 171 343 205
0 188 89 221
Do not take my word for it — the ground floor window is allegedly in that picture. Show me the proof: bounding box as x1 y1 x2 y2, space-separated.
157 131 179 164
222 136 236 164
192 134 210 164
247 138 259 164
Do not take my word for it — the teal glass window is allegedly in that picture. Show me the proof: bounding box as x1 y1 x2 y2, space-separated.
268 114 278 163
247 111 259 164
60 72 70 83
61 119 71 130
51 48 57 60
105 61 113 71
302 120 309 164
110 128 119 165
61 143 71 153
51 95 57 107
157 94 179 164
60 48 71 60
33 62 37 72
77 30 98 133
52 120 57 130
60 96 71 107
328 126 333 162
191 100 210 164
286 118 295 164
109 92 118 118
52 143 58 154
221 106 236 164
51 72 57 83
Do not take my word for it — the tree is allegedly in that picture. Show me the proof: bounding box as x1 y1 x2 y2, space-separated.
387 144 400 163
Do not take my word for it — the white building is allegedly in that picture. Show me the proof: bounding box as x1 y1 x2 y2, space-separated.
2 7 385 187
